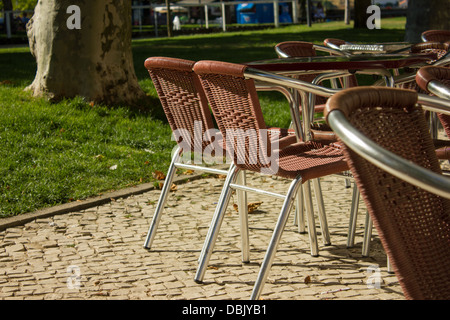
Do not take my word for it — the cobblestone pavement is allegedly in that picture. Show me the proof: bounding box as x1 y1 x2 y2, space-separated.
0 170 407 301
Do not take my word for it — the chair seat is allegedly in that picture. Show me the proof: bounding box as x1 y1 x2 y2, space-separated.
277 141 349 180
235 140 349 180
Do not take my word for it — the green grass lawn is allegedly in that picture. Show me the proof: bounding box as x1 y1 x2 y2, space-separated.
0 17 407 218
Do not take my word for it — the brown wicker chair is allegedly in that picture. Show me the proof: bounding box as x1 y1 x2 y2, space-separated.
410 42 450 62
323 38 348 51
398 42 450 91
142 57 230 250
421 30 450 43
143 57 297 258
416 65 450 159
192 60 349 300
325 86 450 300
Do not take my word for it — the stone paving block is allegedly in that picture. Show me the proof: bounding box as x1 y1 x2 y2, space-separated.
0 172 411 300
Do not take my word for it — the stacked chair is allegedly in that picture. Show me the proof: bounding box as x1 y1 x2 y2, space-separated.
143 57 272 265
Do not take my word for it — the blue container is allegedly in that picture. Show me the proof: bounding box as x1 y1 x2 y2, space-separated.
236 3 258 24
236 2 292 24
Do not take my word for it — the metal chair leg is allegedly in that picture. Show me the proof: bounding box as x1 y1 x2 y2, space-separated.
347 184 360 248
295 187 306 234
250 177 303 300
312 178 331 246
236 170 249 263
195 164 240 283
362 210 373 257
143 147 181 249
303 180 319 257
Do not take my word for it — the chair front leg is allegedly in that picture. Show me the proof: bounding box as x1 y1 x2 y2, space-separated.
143 147 182 249
303 180 319 257
312 178 331 246
236 170 250 263
195 164 240 283
250 176 303 300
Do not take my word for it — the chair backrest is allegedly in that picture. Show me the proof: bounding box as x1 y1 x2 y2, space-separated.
416 65 450 141
325 86 450 300
421 30 450 43
193 60 274 173
144 57 216 153
410 42 450 62
275 41 316 58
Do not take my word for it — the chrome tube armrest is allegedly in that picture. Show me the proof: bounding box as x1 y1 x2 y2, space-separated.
274 46 289 58
418 93 450 115
312 44 348 56
327 109 450 199
245 67 340 98
427 80 450 100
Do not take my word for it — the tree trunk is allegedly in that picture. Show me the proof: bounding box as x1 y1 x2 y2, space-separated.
344 0 350 25
165 0 173 37
405 0 450 43
353 0 371 29
26 0 148 109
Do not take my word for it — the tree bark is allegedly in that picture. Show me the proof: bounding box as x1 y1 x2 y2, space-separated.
405 0 450 43
353 0 371 29
26 0 148 109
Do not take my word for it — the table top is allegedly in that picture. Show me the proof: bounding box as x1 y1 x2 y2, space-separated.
246 53 437 72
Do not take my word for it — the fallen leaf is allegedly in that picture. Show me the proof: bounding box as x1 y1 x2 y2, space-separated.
152 170 165 180
233 202 263 213
248 202 262 213
109 164 118 170
304 275 311 284
94 154 104 160
216 174 227 179
170 184 177 191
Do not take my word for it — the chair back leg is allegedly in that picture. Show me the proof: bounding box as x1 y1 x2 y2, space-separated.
195 164 241 283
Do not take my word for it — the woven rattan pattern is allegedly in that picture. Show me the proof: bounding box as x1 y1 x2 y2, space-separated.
147 58 216 153
328 87 450 300
421 30 450 43
194 60 348 180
